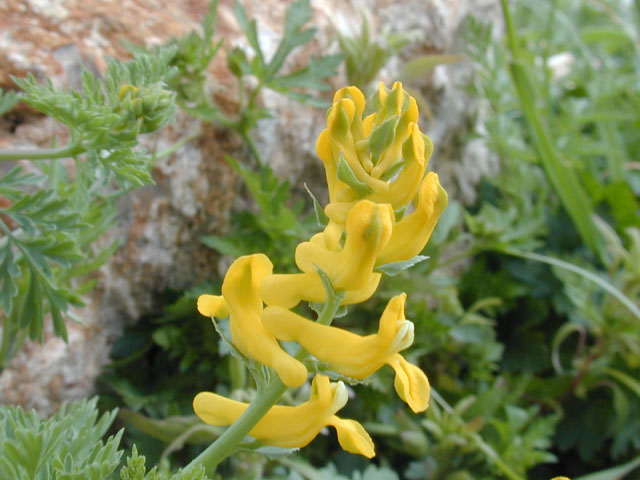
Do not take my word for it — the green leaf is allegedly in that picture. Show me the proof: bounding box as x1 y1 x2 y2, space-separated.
0 88 19 116
574 455 640 480
550 322 584 374
0 241 20 313
270 53 343 91
601 367 640 399
265 0 314 77
118 410 221 445
13 48 177 187
233 0 264 67
200 234 247 257
500 248 640 322
0 398 123 480
375 255 429 276
601 182 640 230
581 26 633 48
21 271 43 339
226 46 251 78
120 445 212 480
503 20 605 261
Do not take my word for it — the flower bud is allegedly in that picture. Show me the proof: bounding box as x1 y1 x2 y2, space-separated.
318 82 434 215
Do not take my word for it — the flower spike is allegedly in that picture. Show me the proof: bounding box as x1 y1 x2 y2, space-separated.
317 82 431 212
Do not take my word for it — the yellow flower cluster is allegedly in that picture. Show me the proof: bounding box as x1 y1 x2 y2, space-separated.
195 82 448 458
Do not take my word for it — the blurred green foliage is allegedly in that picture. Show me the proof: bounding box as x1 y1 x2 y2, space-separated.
336 13 419 92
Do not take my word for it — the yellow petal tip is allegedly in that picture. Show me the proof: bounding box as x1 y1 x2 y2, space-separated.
197 294 228 318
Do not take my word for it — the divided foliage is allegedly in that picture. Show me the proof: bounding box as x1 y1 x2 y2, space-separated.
0 398 122 480
0 49 177 367
458 0 640 477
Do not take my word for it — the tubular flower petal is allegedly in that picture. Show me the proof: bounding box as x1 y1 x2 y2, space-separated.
261 200 392 308
377 172 448 266
193 375 375 457
261 294 430 412
296 200 393 288
197 294 228 318
198 254 307 387
260 271 381 309
317 82 432 211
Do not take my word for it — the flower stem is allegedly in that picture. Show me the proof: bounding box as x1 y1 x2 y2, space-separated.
187 290 344 474
0 143 85 161
151 130 201 163
243 132 264 166
187 377 288 473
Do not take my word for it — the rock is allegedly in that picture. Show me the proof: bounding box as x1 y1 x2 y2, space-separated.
0 0 500 414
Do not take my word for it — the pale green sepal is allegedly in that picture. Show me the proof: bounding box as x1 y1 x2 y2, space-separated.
304 183 329 226
369 117 398 165
247 445 300 459
380 161 405 181
308 302 348 318
307 361 373 386
375 255 429 276
394 206 407 221
312 264 346 319
337 153 372 197
384 87 400 114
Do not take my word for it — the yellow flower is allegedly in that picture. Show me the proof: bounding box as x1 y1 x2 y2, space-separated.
316 82 433 211
193 375 375 457
261 294 430 413
376 172 448 266
261 200 393 308
197 254 308 387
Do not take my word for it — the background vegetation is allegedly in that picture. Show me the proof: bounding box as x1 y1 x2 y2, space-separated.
1 0 639 478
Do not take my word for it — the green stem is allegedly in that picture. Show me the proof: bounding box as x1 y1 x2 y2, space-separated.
242 132 264 166
187 377 288 473
240 82 265 165
152 130 201 163
0 143 84 161
187 290 344 474
246 84 263 111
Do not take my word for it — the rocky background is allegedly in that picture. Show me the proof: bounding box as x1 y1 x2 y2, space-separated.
0 0 500 414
